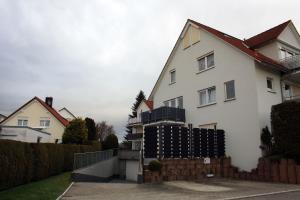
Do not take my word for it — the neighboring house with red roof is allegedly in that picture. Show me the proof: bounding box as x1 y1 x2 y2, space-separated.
136 19 300 172
127 100 153 150
0 97 69 143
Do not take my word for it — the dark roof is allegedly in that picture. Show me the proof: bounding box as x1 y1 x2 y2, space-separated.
188 19 288 72
0 97 69 127
244 20 291 48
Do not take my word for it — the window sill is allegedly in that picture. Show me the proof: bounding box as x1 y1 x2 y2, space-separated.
196 66 215 74
224 98 236 102
267 90 276 94
169 82 176 85
197 102 216 108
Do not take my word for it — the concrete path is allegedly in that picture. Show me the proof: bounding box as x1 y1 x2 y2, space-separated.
62 179 300 200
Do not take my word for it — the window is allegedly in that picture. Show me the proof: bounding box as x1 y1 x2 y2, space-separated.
170 70 176 84
163 101 169 107
224 80 235 100
267 78 273 91
40 119 50 128
177 96 183 108
17 119 28 126
170 99 176 107
163 96 184 108
198 53 214 72
198 87 216 106
280 48 297 59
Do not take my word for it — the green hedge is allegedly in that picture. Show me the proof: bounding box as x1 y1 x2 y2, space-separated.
0 140 101 191
271 101 300 161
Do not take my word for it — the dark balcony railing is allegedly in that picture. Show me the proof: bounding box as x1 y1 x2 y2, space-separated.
141 106 185 124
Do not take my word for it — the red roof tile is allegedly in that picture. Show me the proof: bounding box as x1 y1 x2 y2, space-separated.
244 20 291 48
188 19 288 72
0 97 69 127
144 100 153 110
35 97 69 126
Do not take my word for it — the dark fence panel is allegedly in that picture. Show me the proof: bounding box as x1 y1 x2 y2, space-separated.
144 125 225 159
144 126 158 158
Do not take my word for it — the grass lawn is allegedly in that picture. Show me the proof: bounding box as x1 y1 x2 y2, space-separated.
0 172 71 200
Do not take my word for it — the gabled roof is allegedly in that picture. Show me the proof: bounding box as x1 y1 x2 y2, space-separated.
59 107 76 119
244 20 291 48
188 19 287 71
0 97 69 127
149 19 290 100
144 100 153 110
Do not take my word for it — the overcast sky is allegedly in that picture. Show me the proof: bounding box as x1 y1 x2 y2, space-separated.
0 0 299 139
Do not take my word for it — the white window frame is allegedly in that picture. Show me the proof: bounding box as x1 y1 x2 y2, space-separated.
163 96 184 108
17 119 28 127
224 80 236 101
197 52 215 73
170 69 176 84
266 77 274 92
40 119 50 128
198 86 216 107
280 48 298 60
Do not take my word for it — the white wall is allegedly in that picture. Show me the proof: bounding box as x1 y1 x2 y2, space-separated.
278 25 300 49
255 64 283 130
126 160 139 182
151 25 262 171
0 126 51 143
257 42 281 61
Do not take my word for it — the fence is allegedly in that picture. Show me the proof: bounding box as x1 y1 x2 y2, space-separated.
144 125 225 159
73 149 118 170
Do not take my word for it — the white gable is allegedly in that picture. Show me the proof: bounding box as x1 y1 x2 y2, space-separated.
278 23 300 49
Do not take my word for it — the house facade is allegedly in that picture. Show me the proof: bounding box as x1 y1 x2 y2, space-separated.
0 114 6 123
129 19 300 171
0 97 69 143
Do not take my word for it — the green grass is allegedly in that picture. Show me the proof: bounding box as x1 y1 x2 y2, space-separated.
0 172 71 200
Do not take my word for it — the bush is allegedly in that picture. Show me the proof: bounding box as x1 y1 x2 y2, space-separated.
148 160 162 172
0 140 101 191
271 101 300 161
62 118 88 144
102 134 119 150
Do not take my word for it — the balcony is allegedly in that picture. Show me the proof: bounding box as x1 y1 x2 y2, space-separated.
128 117 142 126
281 55 300 84
141 106 185 124
281 55 300 70
283 95 300 102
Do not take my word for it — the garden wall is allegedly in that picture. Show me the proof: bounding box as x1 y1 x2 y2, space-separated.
144 158 300 184
0 140 101 191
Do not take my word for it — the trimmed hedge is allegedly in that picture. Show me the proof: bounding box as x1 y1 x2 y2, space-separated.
0 140 101 191
271 101 300 161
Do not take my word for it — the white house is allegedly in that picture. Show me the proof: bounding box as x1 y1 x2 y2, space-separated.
59 107 76 121
0 97 69 143
129 19 300 171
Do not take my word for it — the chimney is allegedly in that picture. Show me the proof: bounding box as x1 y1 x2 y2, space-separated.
45 97 53 108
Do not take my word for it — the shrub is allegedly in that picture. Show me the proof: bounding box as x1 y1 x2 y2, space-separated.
148 160 162 172
62 118 88 144
0 140 101 191
102 134 119 150
271 101 300 161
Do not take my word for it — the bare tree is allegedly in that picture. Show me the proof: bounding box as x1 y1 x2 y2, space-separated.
96 121 116 142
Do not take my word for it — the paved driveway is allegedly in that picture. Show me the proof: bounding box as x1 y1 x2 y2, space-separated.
62 179 300 200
